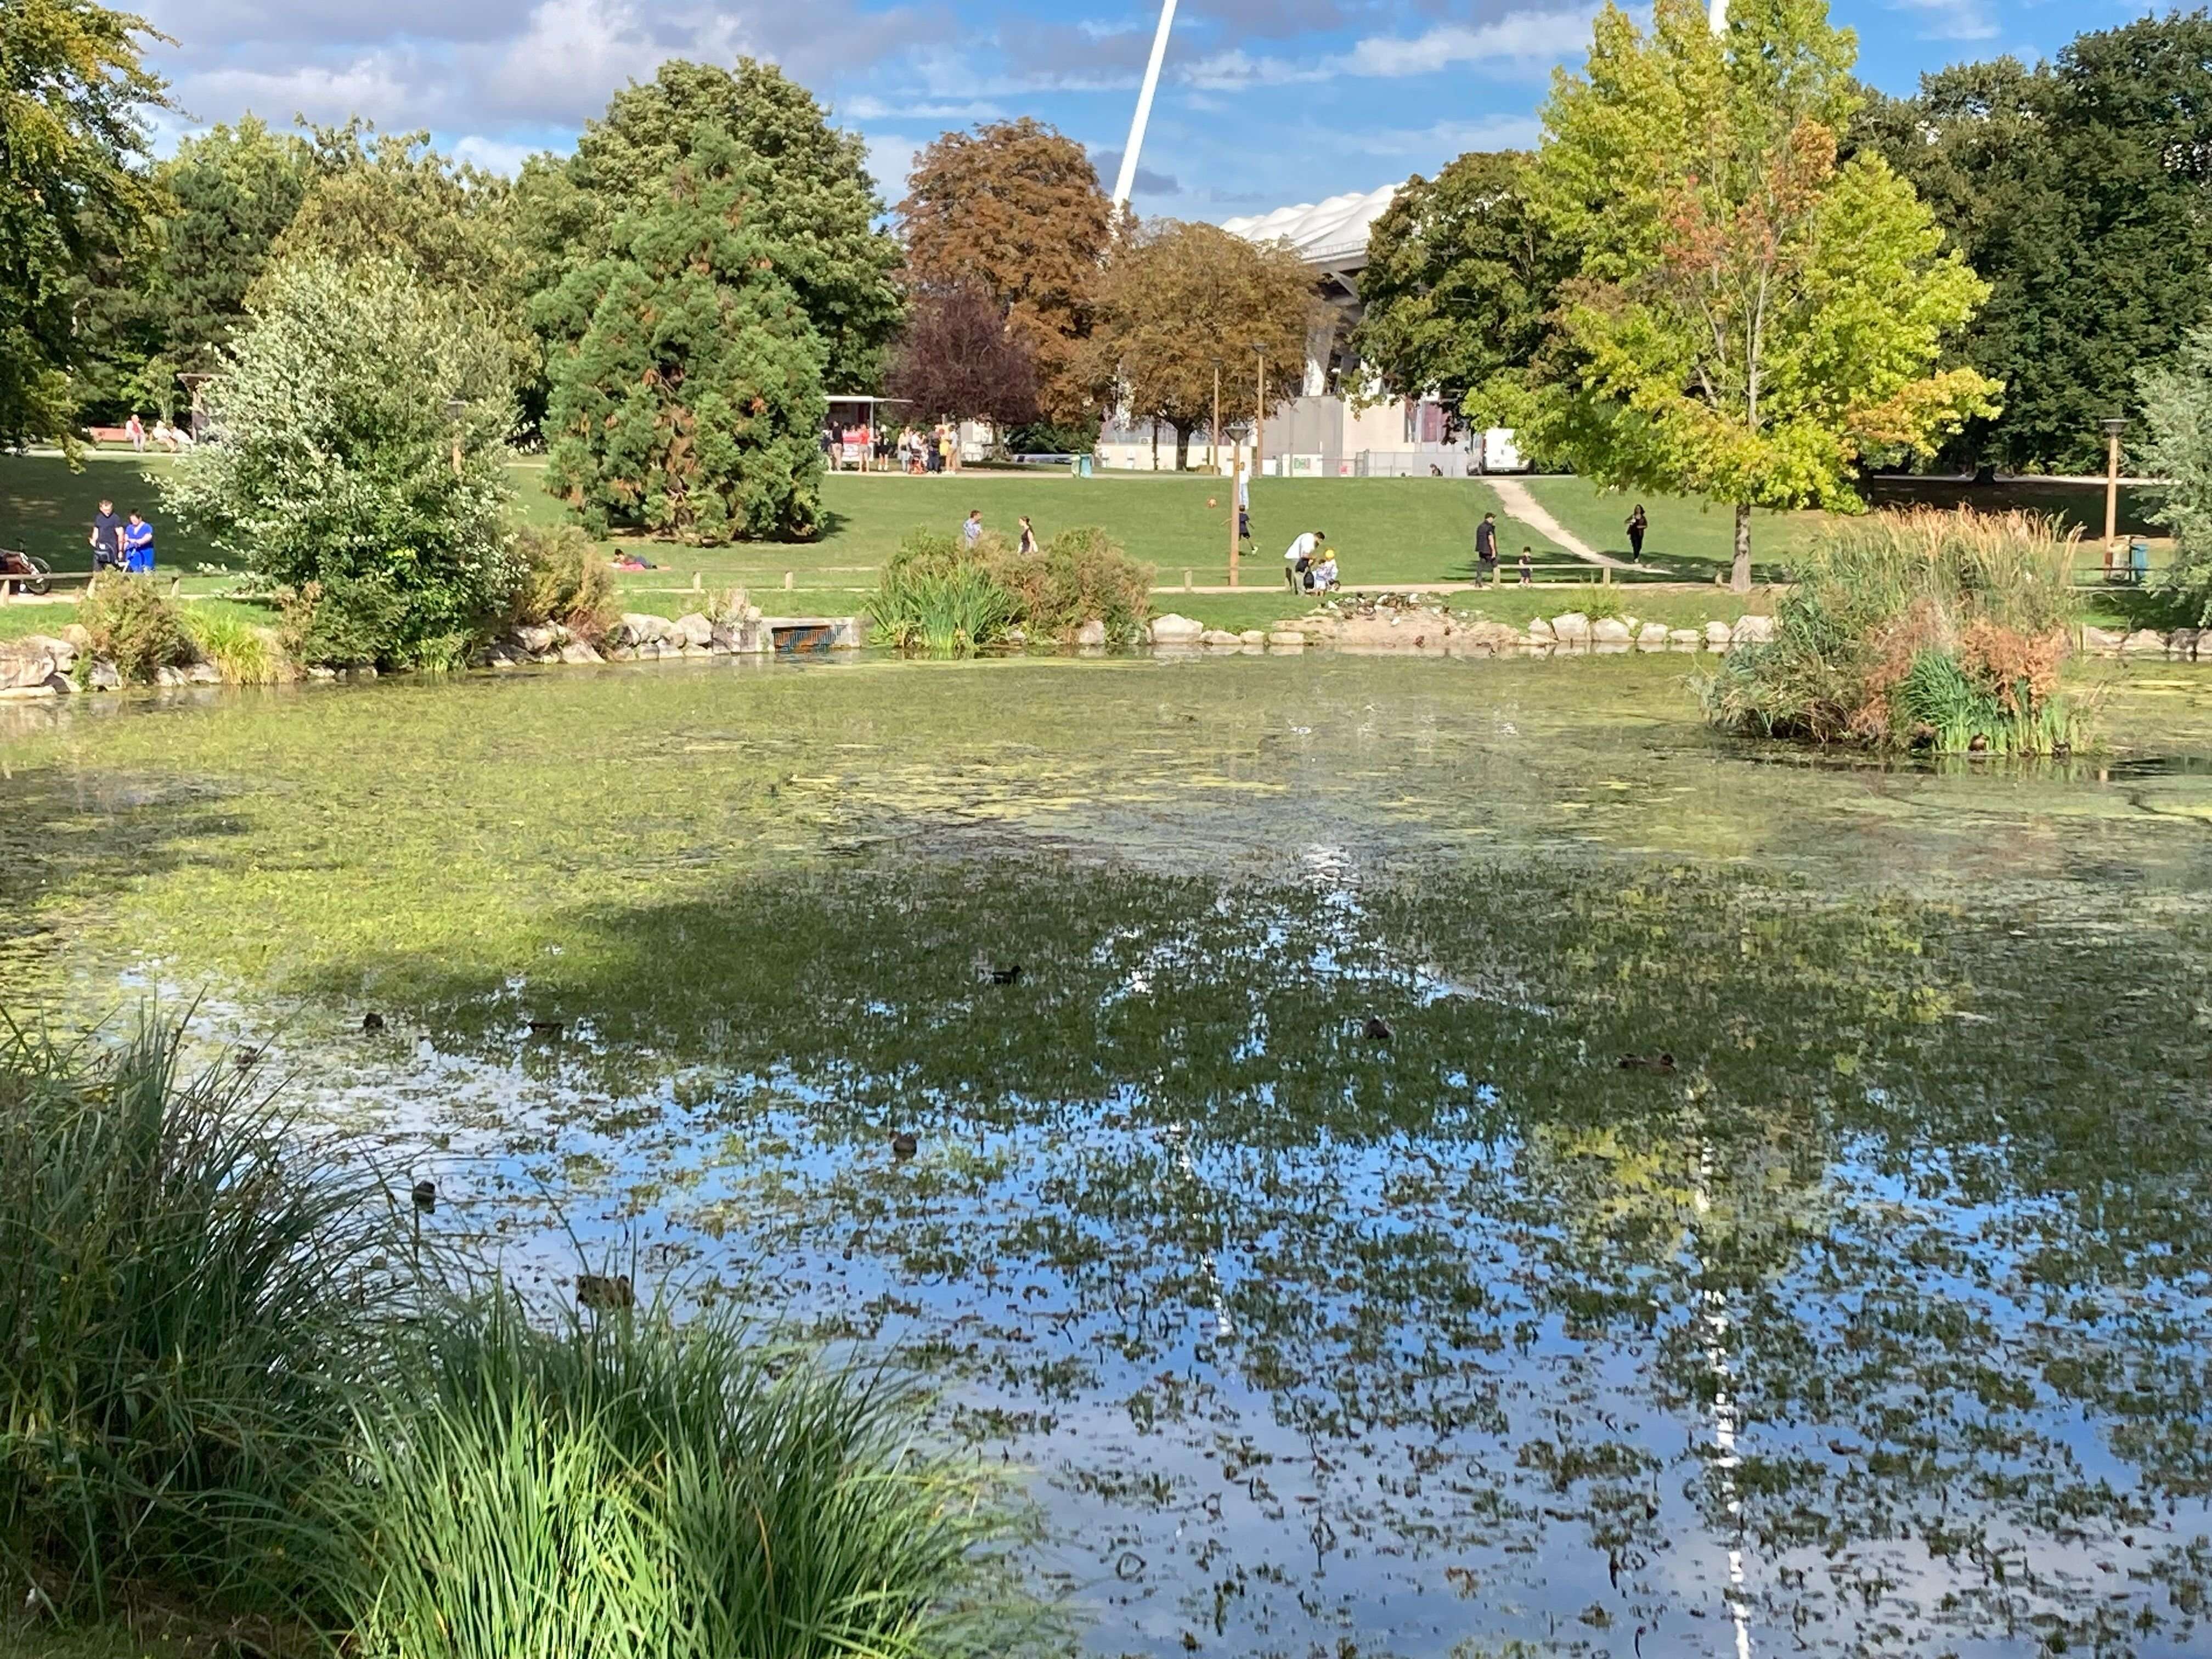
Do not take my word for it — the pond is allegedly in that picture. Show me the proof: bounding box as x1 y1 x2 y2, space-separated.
5 652 2212 1658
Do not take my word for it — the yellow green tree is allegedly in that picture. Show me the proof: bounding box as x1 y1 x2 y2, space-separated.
1492 0 1999 590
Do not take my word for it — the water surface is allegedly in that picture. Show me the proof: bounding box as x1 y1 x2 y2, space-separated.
5 653 2212 1657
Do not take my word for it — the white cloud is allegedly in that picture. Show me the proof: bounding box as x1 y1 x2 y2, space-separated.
1178 48 1333 90
1344 114 1544 156
452 134 541 174
1885 0 1998 42
842 95 1007 121
1347 6 1601 77
864 132 922 200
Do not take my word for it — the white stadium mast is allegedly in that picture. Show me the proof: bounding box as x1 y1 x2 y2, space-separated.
1111 0 1180 211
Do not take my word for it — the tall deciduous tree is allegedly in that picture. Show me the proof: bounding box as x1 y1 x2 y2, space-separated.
1350 151 1570 426
899 119 1111 425
885 287 1041 430
0 0 168 447
161 256 516 667
1503 0 1998 590
1861 15 2212 472
558 60 902 392
543 126 828 544
1087 221 1313 469
270 125 535 405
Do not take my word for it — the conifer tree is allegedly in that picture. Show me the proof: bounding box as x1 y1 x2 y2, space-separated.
543 125 828 544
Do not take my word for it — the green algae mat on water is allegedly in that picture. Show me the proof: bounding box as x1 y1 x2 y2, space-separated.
7 653 2212 1657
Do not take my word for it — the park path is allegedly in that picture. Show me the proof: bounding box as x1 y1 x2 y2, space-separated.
1488 476 1630 569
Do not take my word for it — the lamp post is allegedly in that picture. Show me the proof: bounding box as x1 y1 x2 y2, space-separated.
2102 416 2127 574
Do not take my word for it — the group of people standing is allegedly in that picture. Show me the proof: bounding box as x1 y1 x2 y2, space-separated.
901 425 961 474
88 496 157 574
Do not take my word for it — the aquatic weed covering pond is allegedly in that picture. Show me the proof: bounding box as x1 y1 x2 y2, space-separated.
4 654 2212 1655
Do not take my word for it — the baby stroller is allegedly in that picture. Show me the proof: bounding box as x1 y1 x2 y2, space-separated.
0 548 51 596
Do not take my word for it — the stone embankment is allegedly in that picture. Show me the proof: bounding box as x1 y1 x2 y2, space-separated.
10 596 2205 699
1140 593 1779 655
0 626 233 699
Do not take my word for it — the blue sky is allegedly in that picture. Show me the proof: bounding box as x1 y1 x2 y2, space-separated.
133 0 2142 218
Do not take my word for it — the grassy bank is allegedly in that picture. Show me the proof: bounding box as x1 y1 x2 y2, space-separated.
0 1015 1032 1659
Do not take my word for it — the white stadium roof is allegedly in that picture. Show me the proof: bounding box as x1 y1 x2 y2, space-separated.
1221 182 1401 270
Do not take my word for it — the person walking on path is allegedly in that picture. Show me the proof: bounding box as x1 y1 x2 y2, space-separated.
963 509 984 550
1626 504 1648 563
88 499 125 571
1518 547 1533 586
1475 511 1499 585
1283 529 1323 592
122 511 156 574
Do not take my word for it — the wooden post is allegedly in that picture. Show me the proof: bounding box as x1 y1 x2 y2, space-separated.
2104 424 2123 571
783 571 794 591
1228 454 1242 588
1255 354 1266 479
1210 366 1221 475
1183 568 1192 591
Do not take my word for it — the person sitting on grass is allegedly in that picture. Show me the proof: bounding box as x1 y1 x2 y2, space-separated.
1312 549 1339 592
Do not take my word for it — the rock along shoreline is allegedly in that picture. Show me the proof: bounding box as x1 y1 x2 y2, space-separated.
4 597 2205 701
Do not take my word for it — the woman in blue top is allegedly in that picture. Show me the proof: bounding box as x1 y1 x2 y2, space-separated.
123 511 155 574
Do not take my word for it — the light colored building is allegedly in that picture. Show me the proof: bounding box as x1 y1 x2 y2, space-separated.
1096 182 1513 476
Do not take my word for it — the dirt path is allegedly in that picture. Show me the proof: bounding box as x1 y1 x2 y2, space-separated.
1489 477 1631 570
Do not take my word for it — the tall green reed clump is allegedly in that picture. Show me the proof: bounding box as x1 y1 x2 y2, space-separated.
866 525 1152 653
331 1290 1036 1659
0 1015 420 1617
866 529 1019 654
180 608 284 686
1703 509 2089 753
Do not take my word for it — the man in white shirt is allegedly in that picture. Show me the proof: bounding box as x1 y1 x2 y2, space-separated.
1284 529 1323 591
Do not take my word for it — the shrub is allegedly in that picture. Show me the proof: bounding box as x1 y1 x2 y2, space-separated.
1703 509 2086 753
866 525 1153 651
75 577 194 682
987 526 1153 642
0 1014 421 1617
329 1290 1032 1659
506 522 620 645
279 574 406 669
181 607 283 686
2138 320 2212 627
160 256 518 668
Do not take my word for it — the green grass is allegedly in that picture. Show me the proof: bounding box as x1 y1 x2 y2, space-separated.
1520 472 2176 582
3 455 1570 596
0 1014 420 1620
4 454 2173 628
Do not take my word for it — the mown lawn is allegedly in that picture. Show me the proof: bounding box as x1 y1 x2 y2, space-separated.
1520 472 2175 583
0 452 2172 627
1 454 1568 597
